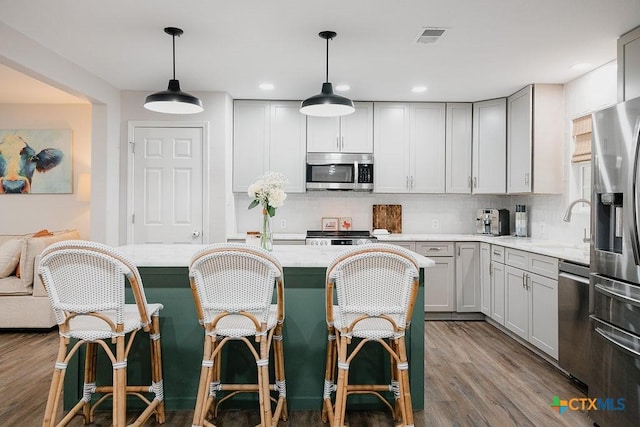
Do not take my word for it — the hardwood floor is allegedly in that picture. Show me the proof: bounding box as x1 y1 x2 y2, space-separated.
0 321 592 426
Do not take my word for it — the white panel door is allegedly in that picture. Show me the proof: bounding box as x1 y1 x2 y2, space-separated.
529 272 558 358
340 102 374 153
133 126 203 244
233 101 269 192
491 261 506 325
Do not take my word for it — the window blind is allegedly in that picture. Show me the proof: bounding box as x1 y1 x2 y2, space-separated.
572 114 592 163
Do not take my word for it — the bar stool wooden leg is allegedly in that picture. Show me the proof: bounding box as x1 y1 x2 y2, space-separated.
321 326 337 423
42 337 69 427
192 333 215 427
397 336 413 427
83 342 98 423
257 335 273 427
332 333 350 427
149 314 165 424
272 322 287 423
113 334 127 427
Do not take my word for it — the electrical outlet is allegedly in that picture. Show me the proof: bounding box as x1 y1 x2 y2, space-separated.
431 219 440 230
280 219 287 229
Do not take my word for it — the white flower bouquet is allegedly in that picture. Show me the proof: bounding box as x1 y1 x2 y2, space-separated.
248 171 288 217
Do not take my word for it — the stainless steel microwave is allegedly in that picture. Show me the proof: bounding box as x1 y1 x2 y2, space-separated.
306 152 373 191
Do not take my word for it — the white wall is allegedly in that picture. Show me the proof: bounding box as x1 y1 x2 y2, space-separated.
0 103 92 238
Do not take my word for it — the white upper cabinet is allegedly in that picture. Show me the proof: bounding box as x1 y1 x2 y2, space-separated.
374 102 446 193
445 103 473 193
306 102 373 153
233 100 306 193
473 98 506 193
618 25 640 102
446 100 506 194
507 84 563 194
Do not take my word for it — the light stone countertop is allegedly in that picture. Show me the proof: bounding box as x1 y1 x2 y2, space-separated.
228 233 590 266
117 244 436 269
374 234 590 266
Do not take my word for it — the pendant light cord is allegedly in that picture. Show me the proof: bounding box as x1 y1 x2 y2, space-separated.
325 35 330 83
172 33 176 80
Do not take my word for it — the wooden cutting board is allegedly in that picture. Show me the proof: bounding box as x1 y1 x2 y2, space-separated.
372 205 402 233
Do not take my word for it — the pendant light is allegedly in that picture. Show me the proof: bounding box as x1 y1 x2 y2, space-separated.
144 27 203 114
300 31 355 117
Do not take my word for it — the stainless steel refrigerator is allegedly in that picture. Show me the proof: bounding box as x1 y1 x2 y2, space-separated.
590 96 640 427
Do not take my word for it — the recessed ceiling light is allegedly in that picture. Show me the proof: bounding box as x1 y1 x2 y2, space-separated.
570 63 592 71
335 84 350 92
259 83 275 90
411 86 427 93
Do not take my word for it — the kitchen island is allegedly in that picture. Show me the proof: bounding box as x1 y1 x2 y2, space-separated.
63 244 434 412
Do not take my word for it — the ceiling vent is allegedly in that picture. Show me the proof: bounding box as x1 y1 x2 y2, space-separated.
416 28 446 44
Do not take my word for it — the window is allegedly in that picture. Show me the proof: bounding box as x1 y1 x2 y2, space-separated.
572 114 592 163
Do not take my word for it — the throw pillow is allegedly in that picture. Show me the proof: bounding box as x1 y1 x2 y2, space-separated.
33 229 53 237
0 238 23 278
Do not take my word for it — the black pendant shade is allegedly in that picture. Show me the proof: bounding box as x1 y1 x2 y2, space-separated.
300 31 354 117
144 27 203 114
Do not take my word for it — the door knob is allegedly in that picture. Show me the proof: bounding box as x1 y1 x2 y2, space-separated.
192 230 201 238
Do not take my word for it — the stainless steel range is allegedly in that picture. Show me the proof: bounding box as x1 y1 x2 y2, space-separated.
305 230 377 246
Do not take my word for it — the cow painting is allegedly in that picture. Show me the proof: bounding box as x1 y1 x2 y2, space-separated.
0 134 64 193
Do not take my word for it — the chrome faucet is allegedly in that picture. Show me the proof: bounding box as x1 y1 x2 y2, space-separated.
563 198 591 243
563 198 591 222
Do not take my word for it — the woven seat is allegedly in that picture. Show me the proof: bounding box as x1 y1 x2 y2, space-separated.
322 243 420 427
189 243 287 427
38 240 165 427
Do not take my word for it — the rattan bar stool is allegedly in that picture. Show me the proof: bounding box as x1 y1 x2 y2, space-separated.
38 240 165 427
188 243 287 427
321 243 420 427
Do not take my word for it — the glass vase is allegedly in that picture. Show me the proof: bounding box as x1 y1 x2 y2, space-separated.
261 210 273 251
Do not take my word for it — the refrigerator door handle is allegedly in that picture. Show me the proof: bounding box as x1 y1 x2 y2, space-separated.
595 283 640 308
631 122 640 266
594 324 640 360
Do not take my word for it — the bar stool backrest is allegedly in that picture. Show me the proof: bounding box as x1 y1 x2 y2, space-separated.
189 243 283 326
326 243 419 331
38 240 154 335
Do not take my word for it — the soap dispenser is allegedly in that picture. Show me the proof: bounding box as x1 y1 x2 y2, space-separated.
515 205 528 237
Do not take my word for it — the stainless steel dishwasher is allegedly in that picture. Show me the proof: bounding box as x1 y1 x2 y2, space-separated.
558 260 590 387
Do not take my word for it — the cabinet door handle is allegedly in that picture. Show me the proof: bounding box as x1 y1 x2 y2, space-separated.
522 273 526 288
493 250 501 256
428 247 442 251
525 173 530 186
410 176 414 190
406 176 409 190
489 263 493 275
341 136 344 150
468 176 472 188
473 177 477 189
336 136 340 150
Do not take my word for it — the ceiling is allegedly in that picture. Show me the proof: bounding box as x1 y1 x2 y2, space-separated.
1 0 639 104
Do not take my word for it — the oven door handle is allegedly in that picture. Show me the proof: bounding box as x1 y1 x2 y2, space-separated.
594 324 640 360
594 283 640 308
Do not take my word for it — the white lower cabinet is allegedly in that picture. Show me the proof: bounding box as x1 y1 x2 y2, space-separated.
456 242 480 312
415 242 455 312
479 243 491 315
504 248 559 359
